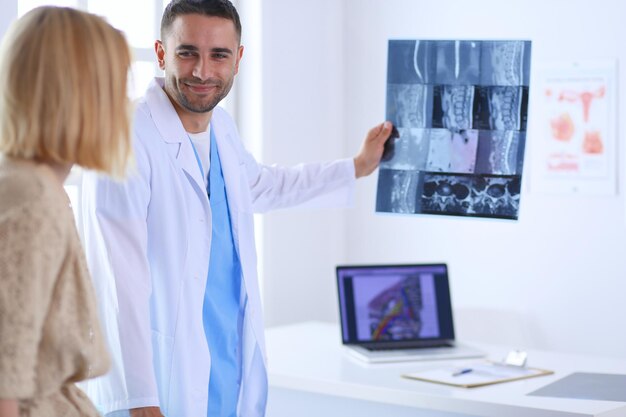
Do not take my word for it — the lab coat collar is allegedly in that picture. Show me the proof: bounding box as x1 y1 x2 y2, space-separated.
145 77 207 196
145 78 185 144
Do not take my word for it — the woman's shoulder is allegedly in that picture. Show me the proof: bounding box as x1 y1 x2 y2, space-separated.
0 158 68 223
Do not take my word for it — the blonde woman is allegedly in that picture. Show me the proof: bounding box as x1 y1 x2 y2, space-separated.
0 7 132 417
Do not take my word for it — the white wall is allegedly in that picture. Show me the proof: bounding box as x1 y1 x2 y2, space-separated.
0 2 17 39
260 0 348 326
260 0 626 359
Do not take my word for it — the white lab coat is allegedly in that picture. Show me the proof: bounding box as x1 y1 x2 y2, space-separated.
80 78 355 417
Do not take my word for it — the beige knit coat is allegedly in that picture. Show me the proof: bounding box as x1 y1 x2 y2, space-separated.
0 158 109 416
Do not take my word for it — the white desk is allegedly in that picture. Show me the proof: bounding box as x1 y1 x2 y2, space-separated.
265 321 626 417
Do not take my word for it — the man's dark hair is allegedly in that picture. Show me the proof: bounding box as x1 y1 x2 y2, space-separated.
161 0 241 42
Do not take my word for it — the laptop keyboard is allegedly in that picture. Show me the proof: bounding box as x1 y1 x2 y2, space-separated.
364 342 453 351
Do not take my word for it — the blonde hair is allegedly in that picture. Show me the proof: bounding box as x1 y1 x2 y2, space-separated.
0 6 133 178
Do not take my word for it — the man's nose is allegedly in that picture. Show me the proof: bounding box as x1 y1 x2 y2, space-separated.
192 55 213 81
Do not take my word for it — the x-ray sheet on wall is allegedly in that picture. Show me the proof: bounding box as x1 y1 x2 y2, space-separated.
376 40 532 220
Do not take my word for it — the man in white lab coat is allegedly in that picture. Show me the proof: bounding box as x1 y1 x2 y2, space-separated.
80 1 392 417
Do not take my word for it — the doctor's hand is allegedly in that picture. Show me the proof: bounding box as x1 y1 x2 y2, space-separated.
353 121 394 178
130 407 164 417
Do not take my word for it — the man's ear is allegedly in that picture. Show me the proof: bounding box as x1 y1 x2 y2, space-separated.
234 45 244 75
155 40 166 70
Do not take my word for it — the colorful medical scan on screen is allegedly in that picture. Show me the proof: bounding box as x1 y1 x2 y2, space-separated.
337 264 454 344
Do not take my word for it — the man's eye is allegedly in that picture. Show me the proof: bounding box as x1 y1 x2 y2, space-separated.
178 51 194 57
213 53 228 59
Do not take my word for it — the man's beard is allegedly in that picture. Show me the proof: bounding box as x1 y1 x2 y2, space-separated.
170 76 234 113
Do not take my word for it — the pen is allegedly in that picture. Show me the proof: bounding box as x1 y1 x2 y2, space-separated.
452 368 473 377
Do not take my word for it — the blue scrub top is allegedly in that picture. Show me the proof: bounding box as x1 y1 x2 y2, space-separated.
190 128 243 417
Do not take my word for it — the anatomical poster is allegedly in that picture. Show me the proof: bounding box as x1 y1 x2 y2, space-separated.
376 40 531 220
530 61 616 195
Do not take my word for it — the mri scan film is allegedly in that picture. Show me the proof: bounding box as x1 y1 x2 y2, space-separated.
377 39 531 220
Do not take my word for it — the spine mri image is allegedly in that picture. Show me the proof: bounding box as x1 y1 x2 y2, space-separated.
377 40 531 220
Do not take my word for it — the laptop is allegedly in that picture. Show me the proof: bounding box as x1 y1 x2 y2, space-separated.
336 263 484 363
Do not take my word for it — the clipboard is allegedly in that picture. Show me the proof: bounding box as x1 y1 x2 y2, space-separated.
402 361 553 388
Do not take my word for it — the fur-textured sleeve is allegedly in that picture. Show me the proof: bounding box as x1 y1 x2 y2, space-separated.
0 200 64 398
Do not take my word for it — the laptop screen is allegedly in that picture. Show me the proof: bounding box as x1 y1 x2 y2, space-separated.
336 264 455 345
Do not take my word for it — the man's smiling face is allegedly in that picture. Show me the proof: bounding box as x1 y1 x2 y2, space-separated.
156 13 243 116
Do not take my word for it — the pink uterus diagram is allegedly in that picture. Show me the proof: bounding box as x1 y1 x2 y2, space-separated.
558 86 605 123
546 86 606 157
